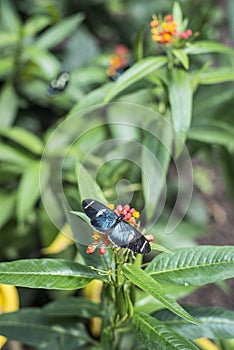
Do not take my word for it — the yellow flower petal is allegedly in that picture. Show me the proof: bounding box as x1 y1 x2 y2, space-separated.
83 280 103 337
195 338 221 350
107 204 115 210
132 211 140 218
0 284 19 349
41 223 74 254
0 284 19 312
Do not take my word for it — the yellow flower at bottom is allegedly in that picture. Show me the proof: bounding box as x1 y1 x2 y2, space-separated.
132 211 140 218
0 284 19 348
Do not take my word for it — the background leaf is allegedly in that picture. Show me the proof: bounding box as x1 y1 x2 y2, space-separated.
16 161 41 222
0 308 91 349
0 127 44 154
132 312 200 350
168 68 192 149
35 13 84 49
153 305 234 339
0 84 19 128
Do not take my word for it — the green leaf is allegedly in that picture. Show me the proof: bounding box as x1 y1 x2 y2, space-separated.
133 25 146 61
0 144 30 165
132 313 200 350
135 285 198 314
198 67 234 84
43 297 101 318
0 192 16 229
0 84 19 128
35 13 84 49
104 56 168 102
142 119 172 221
16 161 41 222
0 308 91 349
168 68 192 138
77 164 107 203
24 46 60 78
122 264 197 324
154 305 234 340
0 258 104 289
24 16 52 36
0 57 14 77
184 41 234 56
70 211 90 225
0 32 18 49
168 68 192 157
172 49 189 70
172 2 183 32
151 243 173 254
146 245 234 286
0 127 44 154
0 0 21 33
70 84 112 114
188 122 234 152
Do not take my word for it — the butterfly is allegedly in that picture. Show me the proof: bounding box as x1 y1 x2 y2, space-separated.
82 199 151 254
47 71 70 96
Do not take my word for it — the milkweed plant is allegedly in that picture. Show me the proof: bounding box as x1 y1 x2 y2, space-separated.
0 1 234 350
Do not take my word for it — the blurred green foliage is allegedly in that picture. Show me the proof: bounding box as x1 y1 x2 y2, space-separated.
0 0 234 349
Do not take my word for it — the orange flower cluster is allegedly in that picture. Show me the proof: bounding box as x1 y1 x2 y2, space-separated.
107 45 131 79
150 14 192 46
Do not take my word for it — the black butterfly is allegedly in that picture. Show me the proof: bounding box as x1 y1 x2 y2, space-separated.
82 199 151 255
47 71 70 96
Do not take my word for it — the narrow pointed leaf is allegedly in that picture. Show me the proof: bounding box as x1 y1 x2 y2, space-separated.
0 259 104 289
0 84 18 128
77 164 107 203
198 67 234 84
104 56 167 102
35 13 84 49
0 0 21 33
24 16 52 36
122 264 197 324
154 305 234 339
0 192 16 229
0 308 91 348
172 49 189 70
0 127 43 154
132 312 200 350
43 297 101 318
188 123 234 151
16 161 41 222
168 68 192 142
146 246 234 286
184 41 234 55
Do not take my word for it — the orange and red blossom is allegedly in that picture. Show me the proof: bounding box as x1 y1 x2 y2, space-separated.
107 45 131 78
150 14 193 46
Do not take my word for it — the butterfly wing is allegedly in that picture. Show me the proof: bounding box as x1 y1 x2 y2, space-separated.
82 199 118 233
109 220 151 254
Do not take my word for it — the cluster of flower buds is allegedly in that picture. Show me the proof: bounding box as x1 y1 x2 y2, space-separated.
150 14 192 46
107 45 131 80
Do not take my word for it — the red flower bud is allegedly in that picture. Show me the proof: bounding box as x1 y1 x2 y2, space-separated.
123 204 130 212
86 245 96 254
99 246 107 255
146 234 154 242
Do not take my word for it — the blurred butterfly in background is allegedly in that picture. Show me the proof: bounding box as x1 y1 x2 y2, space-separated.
47 71 70 96
82 199 151 254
